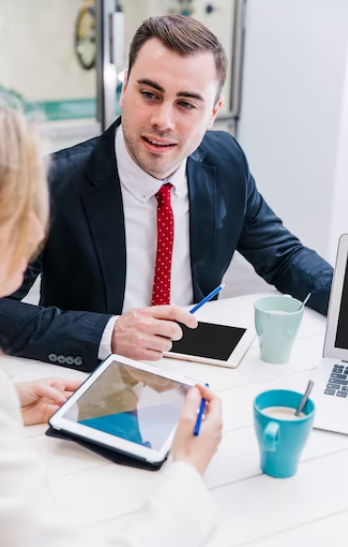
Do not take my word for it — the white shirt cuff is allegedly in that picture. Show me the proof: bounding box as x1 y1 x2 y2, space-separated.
97 316 118 360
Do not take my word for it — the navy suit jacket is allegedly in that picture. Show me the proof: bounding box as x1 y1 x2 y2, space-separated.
0 118 333 371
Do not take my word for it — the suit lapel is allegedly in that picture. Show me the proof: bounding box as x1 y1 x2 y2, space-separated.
187 150 216 301
81 119 126 314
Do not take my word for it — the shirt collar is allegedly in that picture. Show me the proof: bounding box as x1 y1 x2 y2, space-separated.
116 125 187 204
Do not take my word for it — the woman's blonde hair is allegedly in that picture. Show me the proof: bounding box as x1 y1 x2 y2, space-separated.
0 102 49 280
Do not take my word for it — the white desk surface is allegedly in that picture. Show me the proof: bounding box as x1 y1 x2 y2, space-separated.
2 293 347 546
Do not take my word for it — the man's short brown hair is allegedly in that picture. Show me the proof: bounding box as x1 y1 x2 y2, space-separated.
128 15 228 104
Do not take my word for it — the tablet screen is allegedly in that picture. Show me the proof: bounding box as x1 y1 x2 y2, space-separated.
61 361 189 450
170 321 246 361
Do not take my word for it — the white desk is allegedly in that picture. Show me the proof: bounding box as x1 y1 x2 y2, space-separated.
2 293 347 546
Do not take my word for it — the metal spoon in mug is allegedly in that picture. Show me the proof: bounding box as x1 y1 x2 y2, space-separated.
302 292 312 308
295 380 315 417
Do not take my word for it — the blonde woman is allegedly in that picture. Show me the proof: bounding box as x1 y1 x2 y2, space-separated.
0 104 81 422
0 104 222 546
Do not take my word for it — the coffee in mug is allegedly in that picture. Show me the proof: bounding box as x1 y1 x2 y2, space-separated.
267 311 292 315
262 406 304 420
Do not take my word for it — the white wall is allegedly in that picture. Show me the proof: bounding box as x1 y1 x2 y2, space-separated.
0 0 235 112
238 0 348 264
329 48 348 265
0 0 95 102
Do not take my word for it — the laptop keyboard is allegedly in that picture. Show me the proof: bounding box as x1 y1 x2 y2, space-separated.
324 364 348 397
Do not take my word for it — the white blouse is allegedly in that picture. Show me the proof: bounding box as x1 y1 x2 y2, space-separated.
0 366 217 547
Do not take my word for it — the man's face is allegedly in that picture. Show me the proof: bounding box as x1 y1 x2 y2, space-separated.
120 38 222 180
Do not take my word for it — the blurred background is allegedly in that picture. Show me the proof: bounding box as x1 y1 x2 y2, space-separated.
1 0 348 301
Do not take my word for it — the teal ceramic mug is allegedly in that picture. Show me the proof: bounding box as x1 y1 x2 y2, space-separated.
254 295 304 364
254 389 315 478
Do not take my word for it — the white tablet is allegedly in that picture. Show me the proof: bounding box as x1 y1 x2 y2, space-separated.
49 354 197 464
165 321 255 368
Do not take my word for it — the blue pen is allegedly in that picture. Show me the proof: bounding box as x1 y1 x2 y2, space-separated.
193 383 210 436
190 283 226 314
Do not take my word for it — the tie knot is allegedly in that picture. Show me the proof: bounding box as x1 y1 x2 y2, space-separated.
155 183 172 207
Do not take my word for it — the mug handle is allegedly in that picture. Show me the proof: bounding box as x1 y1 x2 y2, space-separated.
263 421 280 452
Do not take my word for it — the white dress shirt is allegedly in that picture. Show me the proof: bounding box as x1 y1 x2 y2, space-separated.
0 366 217 547
98 126 193 359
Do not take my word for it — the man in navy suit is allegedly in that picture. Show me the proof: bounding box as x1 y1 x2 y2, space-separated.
0 15 333 372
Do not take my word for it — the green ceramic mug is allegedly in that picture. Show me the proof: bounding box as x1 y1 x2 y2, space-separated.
254 295 304 364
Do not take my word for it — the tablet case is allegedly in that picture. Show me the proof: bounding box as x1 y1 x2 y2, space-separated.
45 426 166 471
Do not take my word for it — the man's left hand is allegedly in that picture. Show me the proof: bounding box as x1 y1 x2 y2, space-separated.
15 378 82 425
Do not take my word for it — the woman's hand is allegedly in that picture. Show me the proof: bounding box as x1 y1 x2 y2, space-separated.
171 384 223 476
15 378 82 425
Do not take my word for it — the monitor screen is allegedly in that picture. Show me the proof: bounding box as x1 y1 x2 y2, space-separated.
62 361 189 450
335 257 348 350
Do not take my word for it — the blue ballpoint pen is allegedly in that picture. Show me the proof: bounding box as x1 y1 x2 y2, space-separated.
189 285 224 435
193 383 210 436
190 282 226 314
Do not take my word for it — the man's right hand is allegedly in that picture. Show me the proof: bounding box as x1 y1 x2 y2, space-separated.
111 305 198 361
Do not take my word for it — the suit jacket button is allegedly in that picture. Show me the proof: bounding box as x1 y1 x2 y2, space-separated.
58 355 66 364
66 356 74 365
74 356 83 366
49 353 58 362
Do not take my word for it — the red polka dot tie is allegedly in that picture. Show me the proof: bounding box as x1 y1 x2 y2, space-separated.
151 183 174 306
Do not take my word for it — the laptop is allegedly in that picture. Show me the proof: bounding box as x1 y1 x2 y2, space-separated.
311 234 348 434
